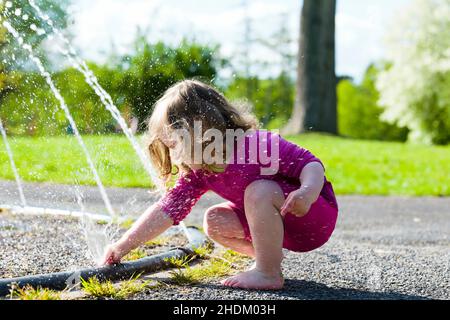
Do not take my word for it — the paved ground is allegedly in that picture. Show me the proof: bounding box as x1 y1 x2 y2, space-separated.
0 180 449 300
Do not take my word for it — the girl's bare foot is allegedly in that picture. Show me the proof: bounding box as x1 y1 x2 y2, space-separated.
221 269 284 290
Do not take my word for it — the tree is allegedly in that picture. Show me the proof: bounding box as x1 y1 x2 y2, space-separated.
283 0 337 135
0 0 70 111
118 36 222 128
338 64 409 141
255 12 296 127
376 0 450 145
225 73 295 128
0 0 69 65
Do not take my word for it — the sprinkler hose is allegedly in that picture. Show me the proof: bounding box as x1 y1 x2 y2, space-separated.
0 226 209 296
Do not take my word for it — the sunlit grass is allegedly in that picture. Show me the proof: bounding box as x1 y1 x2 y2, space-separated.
0 133 448 195
192 243 214 259
81 274 149 299
0 135 153 188
10 285 61 300
168 257 236 286
145 236 170 247
119 218 135 230
123 248 147 261
164 255 194 269
287 133 450 196
165 248 251 286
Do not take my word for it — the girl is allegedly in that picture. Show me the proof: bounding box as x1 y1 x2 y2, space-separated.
102 80 339 290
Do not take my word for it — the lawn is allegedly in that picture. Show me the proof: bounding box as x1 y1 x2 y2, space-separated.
287 134 449 196
0 134 449 196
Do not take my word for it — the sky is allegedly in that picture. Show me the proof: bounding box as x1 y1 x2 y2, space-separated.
68 0 412 81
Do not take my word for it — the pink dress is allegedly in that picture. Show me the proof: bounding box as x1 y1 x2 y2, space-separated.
157 130 338 253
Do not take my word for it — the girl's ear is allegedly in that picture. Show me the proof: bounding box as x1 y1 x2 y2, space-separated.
172 165 180 175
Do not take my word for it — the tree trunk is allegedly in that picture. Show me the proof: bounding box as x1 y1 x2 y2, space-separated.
283 0 337 135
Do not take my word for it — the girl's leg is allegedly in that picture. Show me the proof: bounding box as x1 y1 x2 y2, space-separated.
222 180 286 290
203 203 255 257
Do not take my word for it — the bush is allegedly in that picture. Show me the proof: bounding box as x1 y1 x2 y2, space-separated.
376 0 450 145
338 64 409 141
118 37 223 128
0 67 117 136
0 37 223 135
225 72 294 128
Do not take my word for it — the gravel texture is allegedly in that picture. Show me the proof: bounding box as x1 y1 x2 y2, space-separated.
0 212 187 279
0 180 449 300
0 214 93 278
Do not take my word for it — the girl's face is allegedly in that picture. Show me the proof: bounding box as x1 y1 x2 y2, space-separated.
159 131 202 171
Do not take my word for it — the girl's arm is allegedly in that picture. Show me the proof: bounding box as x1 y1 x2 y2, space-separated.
268 132 325 217
101 204 174 265
101 170 208 265
280 162 325 217
298 161 325 203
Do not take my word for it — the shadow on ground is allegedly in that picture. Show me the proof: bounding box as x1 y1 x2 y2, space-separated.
280 279 431 300
177 279 432 300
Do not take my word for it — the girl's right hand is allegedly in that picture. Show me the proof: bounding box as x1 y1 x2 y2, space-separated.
100 242 127 266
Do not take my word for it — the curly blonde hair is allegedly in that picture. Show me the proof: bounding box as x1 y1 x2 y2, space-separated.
144 79 259 189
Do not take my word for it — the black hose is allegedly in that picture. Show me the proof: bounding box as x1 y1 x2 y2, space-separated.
0 226 210 296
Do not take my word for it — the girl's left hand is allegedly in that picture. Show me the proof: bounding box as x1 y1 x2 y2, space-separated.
280 189 315 218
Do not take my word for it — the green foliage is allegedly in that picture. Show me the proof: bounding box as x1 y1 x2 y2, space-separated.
0 36 222 135
119 218 135 230
0 0 70 69
225 72 294 128
0 0 69 102
0 72 56 136
337 64 409 141
117 36 222 127
376 0 450 145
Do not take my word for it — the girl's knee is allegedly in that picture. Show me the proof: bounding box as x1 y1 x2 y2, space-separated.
244 180 285 209
203 206 230 238
203 205 246 240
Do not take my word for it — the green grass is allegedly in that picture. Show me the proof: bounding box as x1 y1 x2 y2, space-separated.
10 285 61 300
164 255 195 269
167 256 235 286
81 275 149 299
165 249 251 286
286 134 450 196
0 135 152 188
191 243 214 259
145 236 170 247
122 248 147 262
0 133 449 196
